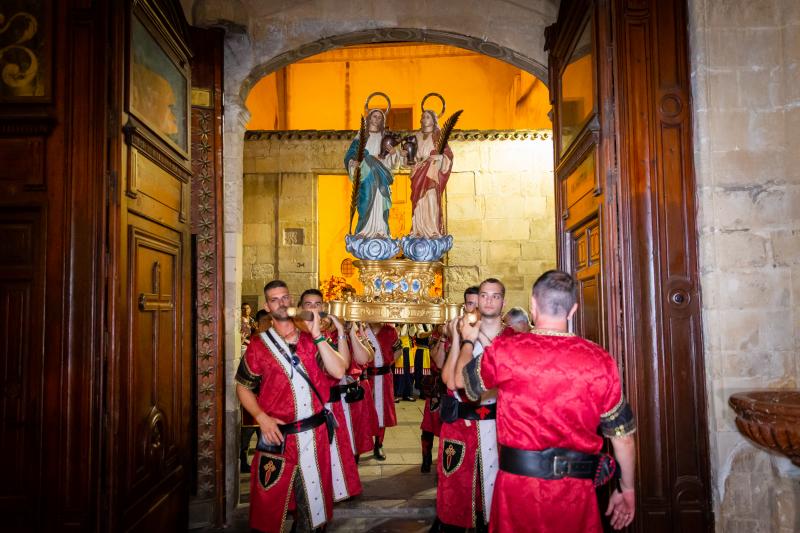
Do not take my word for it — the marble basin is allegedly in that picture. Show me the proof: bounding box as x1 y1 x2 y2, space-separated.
729 390 800 466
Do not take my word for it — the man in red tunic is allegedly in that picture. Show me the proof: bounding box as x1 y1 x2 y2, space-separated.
299 289 363 502
347 325 380 458
364 322 401 460
236 280 348 533
434 280 505 532
458 270 637 533
419 324 446 473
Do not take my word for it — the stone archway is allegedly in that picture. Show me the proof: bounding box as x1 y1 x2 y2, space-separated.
239 27 549 98
190 1 560 516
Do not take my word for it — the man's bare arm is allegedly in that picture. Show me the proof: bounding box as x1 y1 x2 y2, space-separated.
349 324 373 365
605 435 636 529
430 331 446 369
440 318 461 390
329 315 351 367
453 318 480 389
308 312 346 379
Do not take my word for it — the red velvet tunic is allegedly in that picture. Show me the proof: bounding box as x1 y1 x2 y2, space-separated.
236 331 334 533
435 390 488 528
464 330 624 533
320 332 362 501
420 359 442 436
326 374 363 501
365 325 399 428
348 361 379 454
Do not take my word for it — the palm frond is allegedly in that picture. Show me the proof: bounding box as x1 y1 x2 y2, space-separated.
435 109 463 155
349 116 368 234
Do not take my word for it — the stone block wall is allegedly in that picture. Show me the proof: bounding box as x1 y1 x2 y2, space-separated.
689 0 800 530
241 131 556 312
444 137 556 308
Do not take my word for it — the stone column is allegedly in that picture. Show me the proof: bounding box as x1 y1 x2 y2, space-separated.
222 93 249 516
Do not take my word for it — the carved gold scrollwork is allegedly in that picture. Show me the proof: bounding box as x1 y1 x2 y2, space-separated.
0 12 40 94
330 259 461 324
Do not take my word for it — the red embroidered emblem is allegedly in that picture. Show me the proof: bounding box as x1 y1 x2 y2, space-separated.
476 406 491 420
441 439 465 476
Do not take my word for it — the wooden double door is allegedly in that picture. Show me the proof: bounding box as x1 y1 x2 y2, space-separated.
549 0 713 530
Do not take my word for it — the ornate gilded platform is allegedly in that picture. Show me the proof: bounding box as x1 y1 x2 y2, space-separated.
326 259 460 324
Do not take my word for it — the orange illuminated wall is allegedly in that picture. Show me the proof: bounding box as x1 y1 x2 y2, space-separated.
246 43 551 131
317 173 415 293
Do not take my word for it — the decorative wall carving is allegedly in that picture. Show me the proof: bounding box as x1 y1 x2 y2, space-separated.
245 128 552 142
0 4 51 101
192 108 218 499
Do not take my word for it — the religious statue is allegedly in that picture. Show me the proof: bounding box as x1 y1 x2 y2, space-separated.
400 94 461 261
344 92 402 260
409 94 453 238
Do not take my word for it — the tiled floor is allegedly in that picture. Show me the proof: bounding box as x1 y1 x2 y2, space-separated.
208 401 439 532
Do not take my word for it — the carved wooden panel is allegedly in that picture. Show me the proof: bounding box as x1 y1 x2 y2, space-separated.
118 218 189 530
558 136 606 348
0 209 44 531
0 138 45 189
571 219 603 345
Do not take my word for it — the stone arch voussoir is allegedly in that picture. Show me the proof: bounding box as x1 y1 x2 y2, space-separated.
239 27 549 103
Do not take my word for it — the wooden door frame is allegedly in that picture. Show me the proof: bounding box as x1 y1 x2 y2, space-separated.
548 0 713 530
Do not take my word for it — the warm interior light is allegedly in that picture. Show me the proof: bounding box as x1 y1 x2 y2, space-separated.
246 43 551 131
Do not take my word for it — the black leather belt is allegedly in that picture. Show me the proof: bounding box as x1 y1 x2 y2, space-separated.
499 446 601 480
328 382 360 403
278 411 327 435
358 374 369 382
458 402 496 420
366 365 393 376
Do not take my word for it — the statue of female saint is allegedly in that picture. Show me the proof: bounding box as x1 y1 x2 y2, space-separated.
344 93 402 238
409 94 453 239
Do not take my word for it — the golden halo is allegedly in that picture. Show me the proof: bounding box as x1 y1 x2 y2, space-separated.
364 92 391 118
421 92 446 117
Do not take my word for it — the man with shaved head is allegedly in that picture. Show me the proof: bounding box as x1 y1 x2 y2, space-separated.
459 270 637 532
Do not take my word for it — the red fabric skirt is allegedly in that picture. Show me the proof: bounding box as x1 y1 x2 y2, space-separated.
330 400 362 499
436 419 481 528
348 379 379 454
489 473 601 533
369 372 397 428
420 397 442 436
249 424 333 533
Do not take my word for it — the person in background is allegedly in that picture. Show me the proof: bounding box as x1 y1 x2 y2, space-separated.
241 302 256 348
502 306 531 333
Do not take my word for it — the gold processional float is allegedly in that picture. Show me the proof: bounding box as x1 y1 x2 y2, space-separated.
325 91 464 324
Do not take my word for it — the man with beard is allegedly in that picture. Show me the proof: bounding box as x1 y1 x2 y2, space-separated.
298 289 363 502
236 280 347 533
433 279 506 532
459 270 637 532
